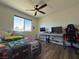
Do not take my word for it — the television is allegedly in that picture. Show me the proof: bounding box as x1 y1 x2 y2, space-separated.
40 27 46 32
51 26 62 33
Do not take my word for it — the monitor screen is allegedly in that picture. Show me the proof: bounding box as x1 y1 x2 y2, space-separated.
40 27 46 32
51 27 62 33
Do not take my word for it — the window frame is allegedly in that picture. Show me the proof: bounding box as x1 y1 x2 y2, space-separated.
13 15 32 32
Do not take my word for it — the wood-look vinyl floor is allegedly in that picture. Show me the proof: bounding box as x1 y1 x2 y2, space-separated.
36 42 79 59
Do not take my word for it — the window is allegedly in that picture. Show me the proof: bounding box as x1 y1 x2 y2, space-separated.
13 16 32 32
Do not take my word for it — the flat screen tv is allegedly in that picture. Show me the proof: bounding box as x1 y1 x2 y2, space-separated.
51 26 62 33
40 27 46 32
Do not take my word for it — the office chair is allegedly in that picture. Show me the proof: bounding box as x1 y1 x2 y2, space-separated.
63 24 78 47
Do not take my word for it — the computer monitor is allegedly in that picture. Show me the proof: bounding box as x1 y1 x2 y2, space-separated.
40 27 46 32
51 26 62 33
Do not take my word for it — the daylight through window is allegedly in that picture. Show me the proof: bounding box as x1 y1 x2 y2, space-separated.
13 16 32 32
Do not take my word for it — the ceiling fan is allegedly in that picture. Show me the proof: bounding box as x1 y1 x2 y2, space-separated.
26 3 47 16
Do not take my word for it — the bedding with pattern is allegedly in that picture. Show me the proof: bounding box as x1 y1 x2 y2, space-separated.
0 37 41 59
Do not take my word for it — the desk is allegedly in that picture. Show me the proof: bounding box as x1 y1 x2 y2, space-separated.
39 32 64 45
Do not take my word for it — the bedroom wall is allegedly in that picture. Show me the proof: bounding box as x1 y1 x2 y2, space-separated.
0 4 38 38
39 4 79 32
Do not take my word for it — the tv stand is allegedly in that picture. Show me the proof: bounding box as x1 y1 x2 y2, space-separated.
39 32 64 45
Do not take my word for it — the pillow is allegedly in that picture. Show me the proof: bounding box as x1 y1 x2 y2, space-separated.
0 43 6 48
0 38 2 42
4 36 23 41
0 36 3 43
0 30 11 36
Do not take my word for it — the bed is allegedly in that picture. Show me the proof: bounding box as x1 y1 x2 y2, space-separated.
0 37 41 59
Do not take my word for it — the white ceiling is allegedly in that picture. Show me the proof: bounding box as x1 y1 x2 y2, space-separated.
0 0 79 18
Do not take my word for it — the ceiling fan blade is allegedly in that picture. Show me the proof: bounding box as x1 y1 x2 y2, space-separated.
38 4 47 9
34 11 37 16
38 10 45 14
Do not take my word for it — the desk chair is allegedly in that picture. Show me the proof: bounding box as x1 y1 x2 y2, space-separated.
63 24 79 54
